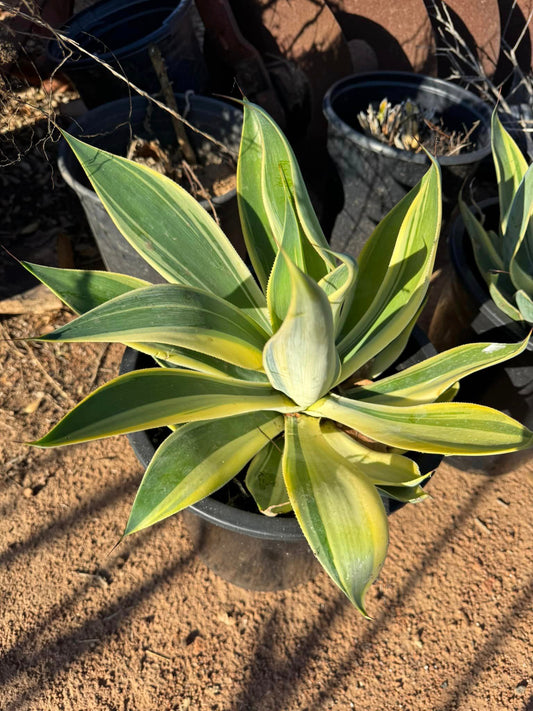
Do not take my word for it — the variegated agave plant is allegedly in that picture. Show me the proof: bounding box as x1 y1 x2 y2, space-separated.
459 109 533 323
27 101 532 616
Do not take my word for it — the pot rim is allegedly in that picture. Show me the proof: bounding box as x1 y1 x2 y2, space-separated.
48 0 192 66
57 93 239 209
322 71 492 166
449 197 533 349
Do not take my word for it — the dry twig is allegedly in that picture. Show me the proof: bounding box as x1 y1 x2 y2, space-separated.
85 343 111 392
181 160 221 225
148 44 196 165
427 0 533 115
3 332 77 407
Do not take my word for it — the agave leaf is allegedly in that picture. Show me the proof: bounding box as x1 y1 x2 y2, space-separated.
436 382 460 403
266 179 356 335
510 249 533 297
61 131 270 331
125 412 284 534
510 173 533 296
377 484 429 503
245 438 292 516
367 301 424 378
31 368 296 447
283 414 389 615
487 229 502 255
237 101 334 289
136 343 270 382
458 196 504 284
339 283 428 383
309 394 533 455
317 252 358 337
22 262 150 313
337 185 412 342
516 290 533 323
319 421 428 486
36 284 270 371
346 339 529 405
502 163 533 265
22 262 266 381
488 273 523 321
492 111 528 235
263 253 340 407
266 171 309 331
338 157 441 380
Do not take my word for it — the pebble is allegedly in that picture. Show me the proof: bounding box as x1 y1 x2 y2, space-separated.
515 682 528 695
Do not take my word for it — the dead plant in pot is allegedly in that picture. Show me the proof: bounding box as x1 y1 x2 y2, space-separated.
459 109 533 325
24 101 532 616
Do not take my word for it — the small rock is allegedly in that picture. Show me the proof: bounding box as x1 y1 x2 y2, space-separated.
21 392 44 414
217 612 234 626
23 487 33 498
515 681 528 695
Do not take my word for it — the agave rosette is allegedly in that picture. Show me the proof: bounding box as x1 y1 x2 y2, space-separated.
459 109 533 323
28 101 532 615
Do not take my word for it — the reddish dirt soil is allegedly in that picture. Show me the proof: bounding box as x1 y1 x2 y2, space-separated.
0 68 532 711
1 317 532 711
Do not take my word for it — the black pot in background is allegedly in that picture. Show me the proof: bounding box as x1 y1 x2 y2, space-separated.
120 330 441 592
323 72 492 258
48 0 207 109
429 200 532 473
58 94 245 283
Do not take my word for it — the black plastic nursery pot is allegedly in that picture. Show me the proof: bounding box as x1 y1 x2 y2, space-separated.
429 200 533 473
58 94 244 283
323 72 492 257
120 332 442 592
48 0 207 108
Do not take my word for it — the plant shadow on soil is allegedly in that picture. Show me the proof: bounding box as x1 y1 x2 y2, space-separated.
0 468 194 711
2 457 525 710
227 471 532 711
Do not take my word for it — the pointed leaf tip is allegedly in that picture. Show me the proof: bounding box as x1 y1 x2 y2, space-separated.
283 415 388 614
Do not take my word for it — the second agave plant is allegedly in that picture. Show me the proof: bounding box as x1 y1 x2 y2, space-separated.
459 109 533 324
25 100 532 616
